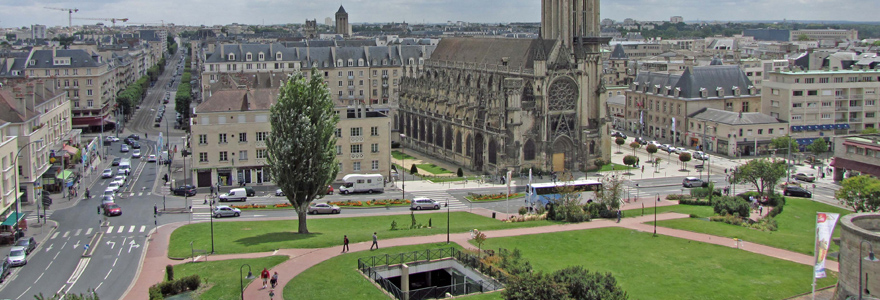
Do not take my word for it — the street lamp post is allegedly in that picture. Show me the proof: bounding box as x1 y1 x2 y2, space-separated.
239 263 255 300
210 199 215 254
399 134 406 202
654 193 660 237
859 240 880 300
446 200 450 244
12 139 44 239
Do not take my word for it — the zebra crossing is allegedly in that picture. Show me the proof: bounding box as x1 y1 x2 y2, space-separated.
190 202 213 221
25 209 53 224
118 191 152 197
47 225 148 240
409 190 469 210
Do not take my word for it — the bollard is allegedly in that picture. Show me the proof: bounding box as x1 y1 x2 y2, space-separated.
491 212 496 219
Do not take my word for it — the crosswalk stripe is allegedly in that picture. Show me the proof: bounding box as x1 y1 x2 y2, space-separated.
410 191 468 209
117 226 124 233
106 226 114 234
63 231 69 238
50 232 59 240
85 228 93 236
128 226 135 233
139 226 146 233
74 229 82 236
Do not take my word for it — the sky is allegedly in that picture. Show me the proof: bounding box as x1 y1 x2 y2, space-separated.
1 0 877 29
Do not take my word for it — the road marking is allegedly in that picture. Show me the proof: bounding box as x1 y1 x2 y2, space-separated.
60 241 67 250
107 241 116 249
85 228 93 235
56 284 66 296
66 257 90 284
128 226 135 233
128 240 140 253
45 244 53 253
73 240 80 250
117 226 124 233
106 226 114 234
18 286 32 300
53 251 60 260
74 229 82 236
35 272 43 283
50 232 59 239
62 231 70 238
139 225 146 232
96 282 103 292
113 257 118 267
45 261 53 270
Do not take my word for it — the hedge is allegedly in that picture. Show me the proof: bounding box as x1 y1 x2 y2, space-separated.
151 274 201 298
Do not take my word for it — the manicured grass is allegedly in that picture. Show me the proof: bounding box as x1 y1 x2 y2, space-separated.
416 163 453 175
598 163 636 172
622 203 716 218
473 227 838 300
427 176 481 183
230 204 294 211
168 212 558 258
284 243 460 300
391 150 416 160
174 255 288 300
655 197 852 256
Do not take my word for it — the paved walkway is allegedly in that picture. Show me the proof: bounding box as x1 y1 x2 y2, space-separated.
122 208 837 300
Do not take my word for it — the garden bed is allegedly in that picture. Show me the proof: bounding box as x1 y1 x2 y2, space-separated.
465 193 524 202
327 199 411 208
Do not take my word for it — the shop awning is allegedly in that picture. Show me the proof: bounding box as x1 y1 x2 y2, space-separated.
1 212 26 226
57 170 75 180
791 126 802 132
797 138 818 145
62 145 79 155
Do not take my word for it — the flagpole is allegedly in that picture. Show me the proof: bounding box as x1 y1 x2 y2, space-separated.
812 214 819 300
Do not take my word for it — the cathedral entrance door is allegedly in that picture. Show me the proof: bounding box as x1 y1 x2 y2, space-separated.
552 153 565 172
474 133 484 171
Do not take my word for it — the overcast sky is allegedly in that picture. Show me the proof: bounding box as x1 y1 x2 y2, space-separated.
1 0 877 29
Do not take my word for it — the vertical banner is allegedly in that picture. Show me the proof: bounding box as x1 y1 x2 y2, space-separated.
528 168 533 195
506 170 513 196
814 212 840 279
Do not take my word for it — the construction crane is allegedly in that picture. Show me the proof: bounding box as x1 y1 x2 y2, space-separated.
44 7 79 28
72 17 129 26
127 21 164 27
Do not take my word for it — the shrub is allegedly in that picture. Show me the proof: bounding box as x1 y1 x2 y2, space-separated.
690 187 711 199
390 220 398 230
166 264 174 281
678 199 712 206
172 279 188 295
184 275 201 291
769 205 784 218
156 281 175 296
712 196 750 217
149 286 164 300
750 217 778 231
518 206 528 215
710 214 745 226
457 167 464 177
598 208 617 219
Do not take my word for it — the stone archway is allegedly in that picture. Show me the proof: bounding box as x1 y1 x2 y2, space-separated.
551 136 576 172
474 133 484 171
488 138 497 165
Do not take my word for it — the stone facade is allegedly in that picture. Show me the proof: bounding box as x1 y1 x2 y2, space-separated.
836 213 880 300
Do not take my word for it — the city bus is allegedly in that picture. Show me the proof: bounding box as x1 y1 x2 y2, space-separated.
526 180 603 207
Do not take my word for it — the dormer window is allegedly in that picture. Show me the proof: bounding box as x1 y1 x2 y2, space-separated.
276 52 282 60
716 87 724 97
258 53 264 61
419 58 424 65
700 88 708 98
653 85 660 94
246 53 252 61
347 59 353 66
228 53 235 61
732 86 741 96
337 59 343 67
382 59 388 66
674 87 681 97
409 58 415 65
29 60 35 66
358 59 364 66
748 85 756 95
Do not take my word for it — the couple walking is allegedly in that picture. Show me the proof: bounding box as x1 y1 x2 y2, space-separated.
260 268 279 289
341 232 379 253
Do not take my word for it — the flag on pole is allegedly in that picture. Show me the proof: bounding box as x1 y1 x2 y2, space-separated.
506 170 513 196
528 168 533 195
813 212 840 279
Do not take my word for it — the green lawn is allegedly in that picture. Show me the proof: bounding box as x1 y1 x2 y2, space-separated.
598 163 636 172
168 212 557 258
284 243 459 300
426 175 482 183
416 163 453 175
391 150 416 160
174 256 288 300
655 197 852 256
622 203 715 218
472 227 837 300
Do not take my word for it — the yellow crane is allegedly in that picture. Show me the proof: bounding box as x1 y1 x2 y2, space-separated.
72 17 129 26
43 7 79 28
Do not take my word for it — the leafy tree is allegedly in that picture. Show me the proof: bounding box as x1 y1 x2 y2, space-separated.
267 69 339 234
551 266 628 300
836 175 880 212
614 137 625 153
622 155 638 167
731 159 786 197
678 152 691 169
807 138 828 166
457 167 464 177
594 174 625 210
503 272 569 300
473 230 487 258
770 136 799 154
629 141 641 155
797 34 812 41
410 164 418 175
497 248 533 277
862 127 880 134
645 144 658 161
592 158 605 170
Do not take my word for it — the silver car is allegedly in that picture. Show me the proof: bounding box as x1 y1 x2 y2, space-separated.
7 246 27 267
308 203 340 214
101 168 114 178
213 205 241 218
411 197 441 210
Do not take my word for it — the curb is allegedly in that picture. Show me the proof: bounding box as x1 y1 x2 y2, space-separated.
119 225 159 300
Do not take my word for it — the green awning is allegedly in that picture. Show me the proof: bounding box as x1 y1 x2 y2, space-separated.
1 212 26 226
57 170 74 180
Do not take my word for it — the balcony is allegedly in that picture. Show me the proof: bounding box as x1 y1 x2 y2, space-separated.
835 95 849 100
350 153 364 159
850 105 863 111
851 117 862 122
348 75 354 80
382 74 388 79
350 136 364 143
348 85 355 90
835 106 848 111
835 118 849 122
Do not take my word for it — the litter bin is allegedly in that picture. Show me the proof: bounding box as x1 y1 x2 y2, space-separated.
491 212 496 219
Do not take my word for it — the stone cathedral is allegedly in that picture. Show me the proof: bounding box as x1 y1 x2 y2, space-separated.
398 0 610 175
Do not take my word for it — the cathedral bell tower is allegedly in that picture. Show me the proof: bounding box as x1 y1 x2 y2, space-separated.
540 0 601 49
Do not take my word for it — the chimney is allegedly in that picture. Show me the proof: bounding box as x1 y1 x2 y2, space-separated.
36 80 45 99
220 43 225 58
13 85 26 120
738 111 743 119
52 46 56 58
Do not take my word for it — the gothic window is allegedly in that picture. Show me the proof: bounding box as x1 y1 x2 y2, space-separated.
488 138 497 164
466 134 473 156
548 77 578 111
522 81 535 102
426 122 433 143
435 125 443 147
445 126 453 150
523 139 536 160
455 131 463 154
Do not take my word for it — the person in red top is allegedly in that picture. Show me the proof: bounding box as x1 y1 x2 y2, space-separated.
261 268 270 289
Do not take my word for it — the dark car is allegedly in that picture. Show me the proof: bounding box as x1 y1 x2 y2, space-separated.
611 131 627 139
172 185 197 196
635 137 647 145
111 157 121 166
14 237 37 254
127 134 140 141
124 138 134 145
103 204 122 216
783 186 812 198
131 142 141 149
243 186 256 197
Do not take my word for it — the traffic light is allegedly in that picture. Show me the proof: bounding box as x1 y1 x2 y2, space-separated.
181 150 190 157
42 195 53 209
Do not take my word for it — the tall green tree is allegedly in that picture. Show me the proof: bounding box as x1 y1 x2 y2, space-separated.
862 127 880 134
614 137 625 153
267 69 339 234
807 138 829 166
836 175 880 212
770 136 799 155
731 158 787 197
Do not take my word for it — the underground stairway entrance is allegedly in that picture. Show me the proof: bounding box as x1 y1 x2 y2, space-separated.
358 247 505 300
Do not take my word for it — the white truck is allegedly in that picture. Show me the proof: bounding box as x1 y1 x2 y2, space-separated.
338 174 384 194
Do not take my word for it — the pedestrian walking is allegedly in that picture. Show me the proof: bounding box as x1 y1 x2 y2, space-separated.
270 272 278 288
342 235 350 253
370 232 379 250
261 268 270 289
616 209 622 223
210 186 214 196
97 206 101 215
759 205 763 215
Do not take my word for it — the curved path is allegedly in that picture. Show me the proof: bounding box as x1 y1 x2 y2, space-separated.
123 209 836 300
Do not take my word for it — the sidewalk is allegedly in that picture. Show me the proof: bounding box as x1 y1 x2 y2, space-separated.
122 208 836 300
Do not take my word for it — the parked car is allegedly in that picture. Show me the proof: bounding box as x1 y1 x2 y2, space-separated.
14 237 37 254
132 149 141 158
120 144 130 152
784 186 812 198
111 158 121 166
213 205 241 218
107 136 120 142
112 176 126 187
411 197 441 210
635 137 647 145
102 195 115 206
101 168 114 178
172 185 197 197
103 204 122 216
661 144 673 152
693 151 708 160
7 246 27 267
308 203 340 214
611 131 628 139
127 134 140 141
682 177 707 188
218 188 247 202
275 189 284 196
674 147 686 154
243 186 256 197
794 173 816 182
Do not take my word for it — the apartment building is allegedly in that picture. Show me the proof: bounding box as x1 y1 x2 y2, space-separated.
0 78 73 208
0 122 19 221
790 29 858 43
830 133 880 181
625 66 760 148
688 108 787 157
23 48 117 133
189 87 391 187
611 42 664 58
762 69 880 150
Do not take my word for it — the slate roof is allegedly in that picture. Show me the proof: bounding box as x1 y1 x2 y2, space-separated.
28 49 105 69
429 37 555 70
336 5 347 14
689 108 784 125
0 82 65 123
204 43 435 69
609 44 628 60
0 52 30 78
633 65 754 99
196 88 279 113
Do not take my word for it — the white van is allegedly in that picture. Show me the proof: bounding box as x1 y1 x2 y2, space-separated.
219 188 248 202
410 197 440 210
339 174 384 194
118 159 131 175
